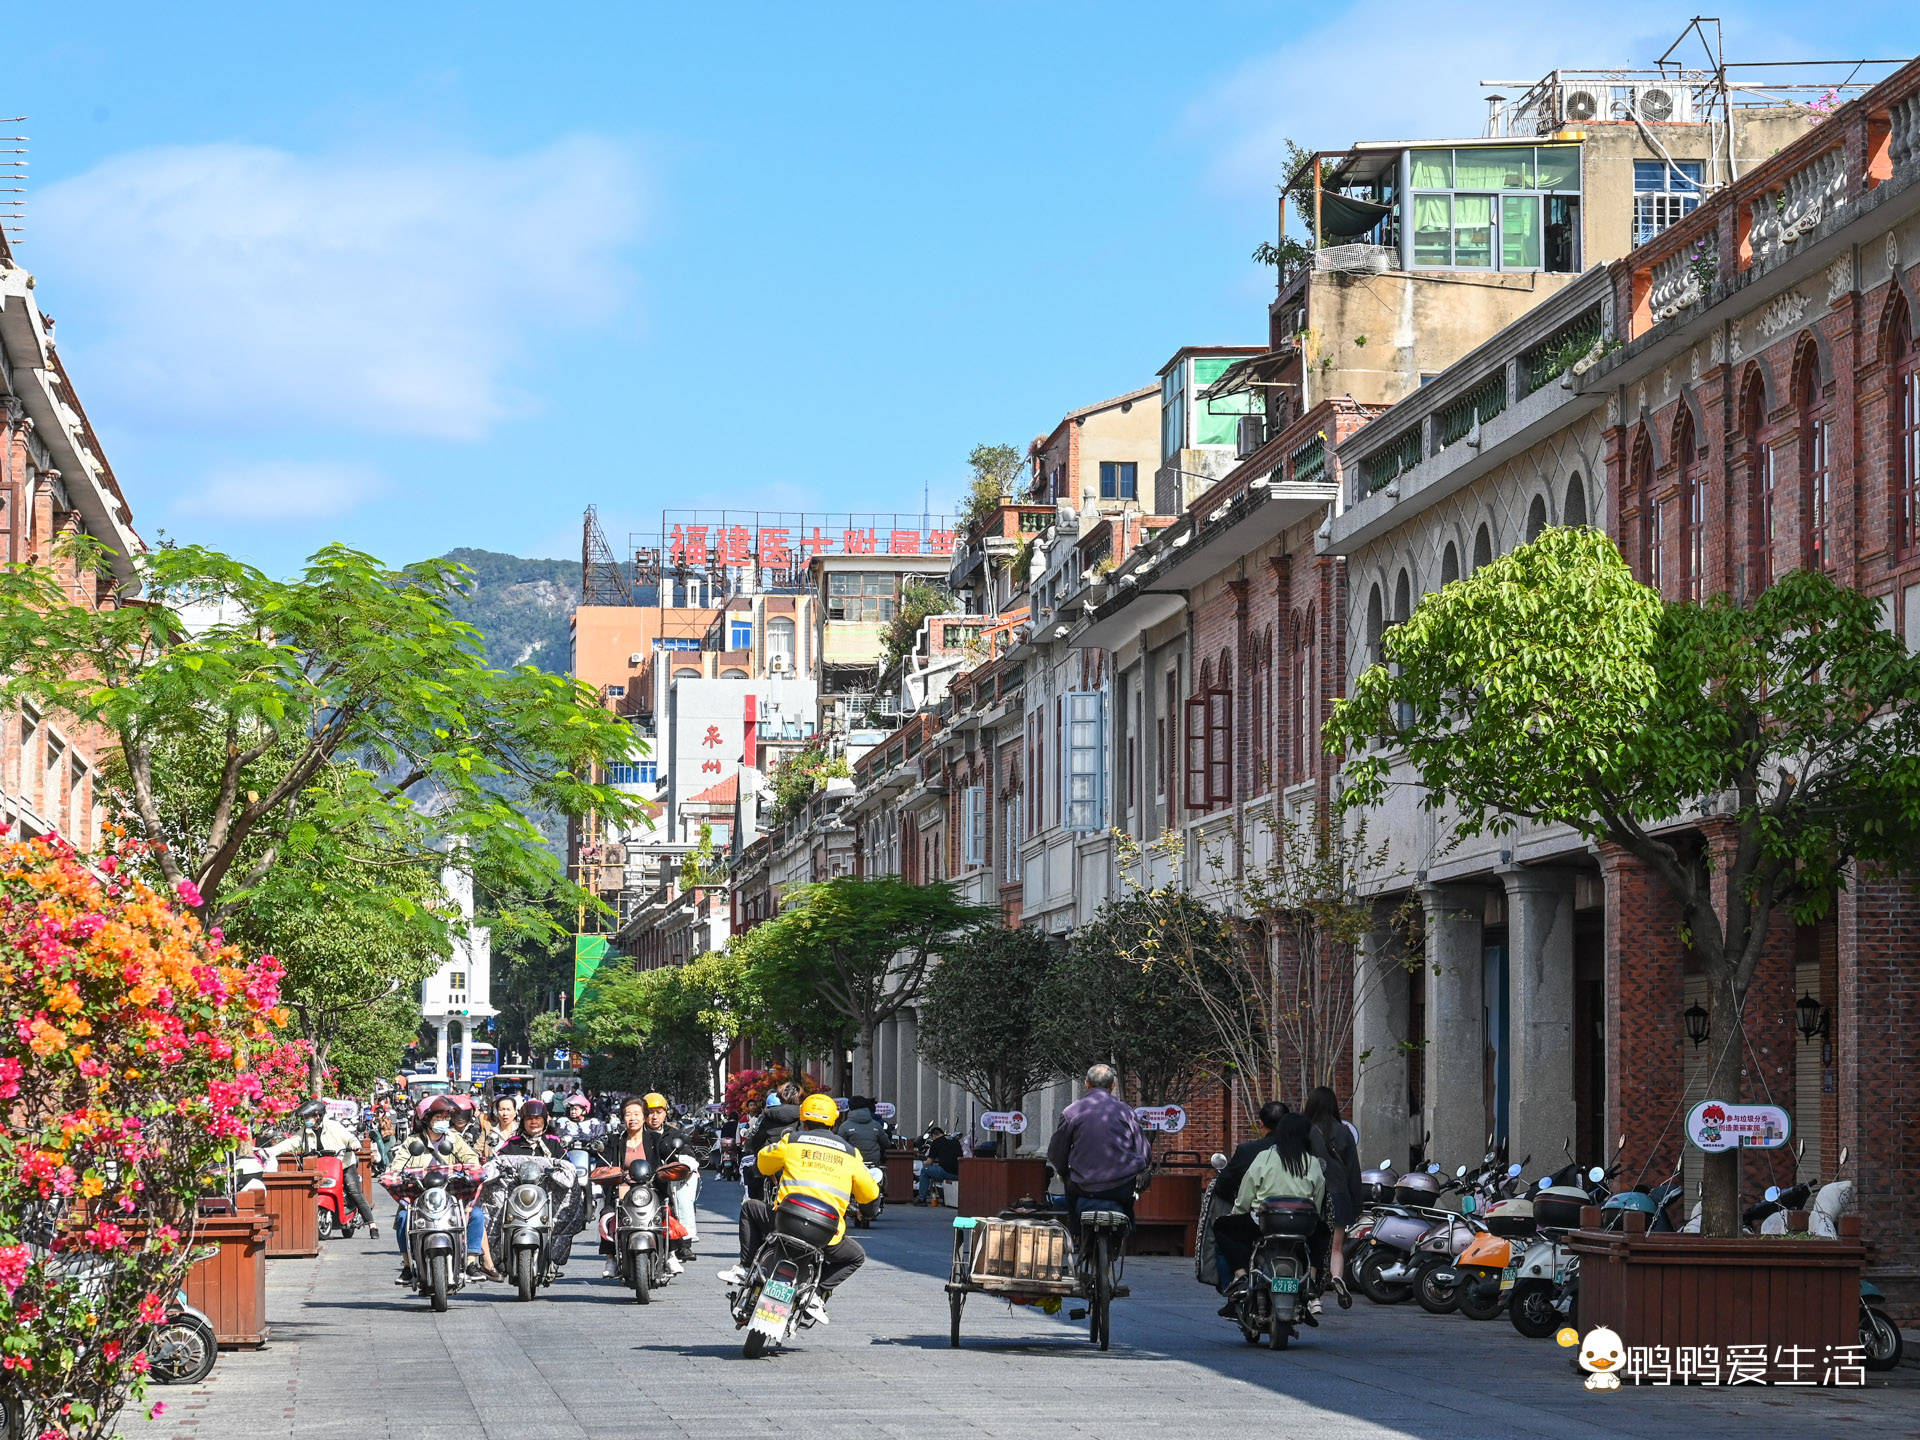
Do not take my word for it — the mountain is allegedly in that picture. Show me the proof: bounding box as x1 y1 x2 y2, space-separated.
440 549 580 674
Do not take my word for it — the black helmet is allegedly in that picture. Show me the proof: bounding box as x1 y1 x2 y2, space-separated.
296 1099 327 1122
519 1099 548 1121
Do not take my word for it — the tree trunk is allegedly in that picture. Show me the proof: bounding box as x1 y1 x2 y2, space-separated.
861 1018 878 1098
309 1039 329 1099
1698 964 1746 1235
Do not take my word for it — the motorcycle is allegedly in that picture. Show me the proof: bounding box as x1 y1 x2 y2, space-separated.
384 1138 483 1312
1507 1147 1620 1338
1224 1196 1322 1350
1442 1161 1532 1320
595 1152 691 1304
718 1137 742 1184
485 1153 577 1301
1352 1162 1450 1304
729 1192 839 1358
309 1153 358 1240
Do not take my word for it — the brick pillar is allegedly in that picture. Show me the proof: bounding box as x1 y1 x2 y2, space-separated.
1502 866 1578 1168
1598 845 1686 1177
1420 883 1485 1168
1352 908 1413 1171
1837 870 1920 1316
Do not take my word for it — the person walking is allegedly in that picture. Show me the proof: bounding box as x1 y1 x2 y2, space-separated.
1046 1065 1149 1232
1305 1086 1360 1308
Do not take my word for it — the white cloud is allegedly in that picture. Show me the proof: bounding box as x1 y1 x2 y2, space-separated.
1187 5 1818 194
31 135 642 441
174 460 382 522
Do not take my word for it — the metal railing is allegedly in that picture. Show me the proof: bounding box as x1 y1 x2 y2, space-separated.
1360 429 1423 496
1436 372 1508 450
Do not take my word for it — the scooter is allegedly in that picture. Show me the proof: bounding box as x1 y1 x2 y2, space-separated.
596 1153 691 1304
1224 1197 1322 1350
486 1153 577 1301
310 1153 358 1240
384 1138 483 1313
850 1163 886 1228
1445 1162 1532 1320
1507 1141 1622 1338
729 1192 837 1358
147 1292 219 1386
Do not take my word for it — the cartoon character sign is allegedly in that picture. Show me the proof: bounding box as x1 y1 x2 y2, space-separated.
1578 1326 1626 1390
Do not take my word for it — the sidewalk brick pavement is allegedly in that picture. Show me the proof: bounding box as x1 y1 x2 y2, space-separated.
122 1184 1919 1440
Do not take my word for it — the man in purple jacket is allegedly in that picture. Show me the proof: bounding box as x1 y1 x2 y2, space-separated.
1047 1065 1149 1234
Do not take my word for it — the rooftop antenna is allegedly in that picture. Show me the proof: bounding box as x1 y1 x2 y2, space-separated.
581 505 631 606
0 119 24 241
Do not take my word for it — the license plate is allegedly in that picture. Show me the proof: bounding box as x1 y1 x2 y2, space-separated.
1271 1276 1300 1294
1500 1263 1520 1291
752 1278 794 1329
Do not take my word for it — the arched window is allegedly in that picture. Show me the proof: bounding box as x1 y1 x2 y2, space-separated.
1365 585 1384 668
1631 428 1659 590
1741 371 1773 590
1293 607 1315 779
1564 472 1587 528
1525 495 1548 542
721 667 747 679
1890 295 1920 555
1677 407 1704 600
1472 524 1492 572
1798 349 1831 572
674 667 700 681
767 615 797 669
1393 569 1412 626
1440 541 1460 586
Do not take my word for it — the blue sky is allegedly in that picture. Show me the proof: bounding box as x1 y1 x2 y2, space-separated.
7 1 1916 572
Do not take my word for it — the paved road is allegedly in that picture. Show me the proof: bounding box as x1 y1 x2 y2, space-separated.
130 1182 1918 1440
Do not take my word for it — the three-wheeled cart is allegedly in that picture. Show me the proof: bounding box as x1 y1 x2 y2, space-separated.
945 1210 1131 1351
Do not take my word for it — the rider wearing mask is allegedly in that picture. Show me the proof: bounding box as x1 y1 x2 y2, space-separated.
1214 1112 1327 1316
720 1094 878 1325
390 1097 485 1284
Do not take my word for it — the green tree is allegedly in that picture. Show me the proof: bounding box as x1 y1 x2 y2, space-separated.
957 441 1025 534
738 876 992 1094
765 741 851 827
573 962 714 1103
1037 891 1231 1113
528 1009 571 1063
1328 526 1920 1234
0 540 647 918
918 925 1062 1154
878 581 954 671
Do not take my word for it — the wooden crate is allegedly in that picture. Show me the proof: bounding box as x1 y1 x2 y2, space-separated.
969 1219 1072 1288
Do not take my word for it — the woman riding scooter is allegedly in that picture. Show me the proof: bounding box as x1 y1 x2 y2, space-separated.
494 1100 582 1282
1213 1114 1329 1318
389 1097 486 1285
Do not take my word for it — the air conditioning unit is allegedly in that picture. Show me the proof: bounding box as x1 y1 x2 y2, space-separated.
1627 84 1692 124
1558 86 1603 125
1236 414 1268 460
628 652 645 667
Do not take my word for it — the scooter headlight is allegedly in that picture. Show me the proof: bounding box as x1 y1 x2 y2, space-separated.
419 1187 454 1215
511 1184 545 1213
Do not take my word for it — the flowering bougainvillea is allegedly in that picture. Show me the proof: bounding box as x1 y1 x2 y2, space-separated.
0 828 287 1440
719 1065 826 1121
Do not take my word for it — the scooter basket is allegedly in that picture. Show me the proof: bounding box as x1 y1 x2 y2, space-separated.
1258 1197 1320 1237
773 1193 840 1250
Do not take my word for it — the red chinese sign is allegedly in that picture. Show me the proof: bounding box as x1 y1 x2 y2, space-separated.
664 512 955 569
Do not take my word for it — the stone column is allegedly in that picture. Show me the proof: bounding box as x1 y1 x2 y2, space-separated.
457 1019 473 1083
1351 910 1413 1171
1421 883 1486 1169
894 1010 918 1135
433 1019 451 1080
1502 867 1578 1168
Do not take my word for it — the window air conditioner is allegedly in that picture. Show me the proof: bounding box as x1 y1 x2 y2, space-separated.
1236 414 1267 460
628 653 645 667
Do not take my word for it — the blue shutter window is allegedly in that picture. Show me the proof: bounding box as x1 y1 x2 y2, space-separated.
1062 691 1106 833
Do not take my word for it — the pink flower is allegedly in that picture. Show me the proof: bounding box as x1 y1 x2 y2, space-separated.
137 1292 167 1324
149 1403 167 1419
0 1243 30 1295
0 1056 21 1099
174 879 203 909
81 1222 126 1251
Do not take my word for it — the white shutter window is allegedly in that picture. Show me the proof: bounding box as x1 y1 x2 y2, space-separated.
1062 690 1106 833
961 784 986 866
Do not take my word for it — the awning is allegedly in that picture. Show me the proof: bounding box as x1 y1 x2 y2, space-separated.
1199 347 1295 402
1319 192 1392 242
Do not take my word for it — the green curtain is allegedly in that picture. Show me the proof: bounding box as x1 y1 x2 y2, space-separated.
1502 195 1541 269
1453 194 1493 268
1413 193 1452 266
1455 146 1534 190
1410 150 1453 188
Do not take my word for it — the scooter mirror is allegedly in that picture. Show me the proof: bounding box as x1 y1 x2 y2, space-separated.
435 1138 457 1158
1508 1163 1523 1177
1538 1177 1551 1190
1210 1153 1227 1171
1587 1165 1605 1184
1840 1146 1849 1167
1764 1186 1782 1203
1616 1135 1627 1153
1427 1162 1440 1174
1380 1159 1392 1170
407 1138 427 1156
1456 1165 1468 1178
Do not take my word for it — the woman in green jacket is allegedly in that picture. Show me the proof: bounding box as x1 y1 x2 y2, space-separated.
1212 1113 1325 1312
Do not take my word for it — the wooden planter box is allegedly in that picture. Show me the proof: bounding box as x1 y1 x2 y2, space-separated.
127 1200 273 1350
357 1141 375 1201
261 1169 320 1258
1132 1171 1204 1257
882 1149 917 1205
1569 1213 1865 1383
958 1156 1050 1217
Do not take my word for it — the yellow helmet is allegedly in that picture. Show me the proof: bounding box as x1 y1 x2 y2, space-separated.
800 1093 840 1127
643 1092 669 1111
